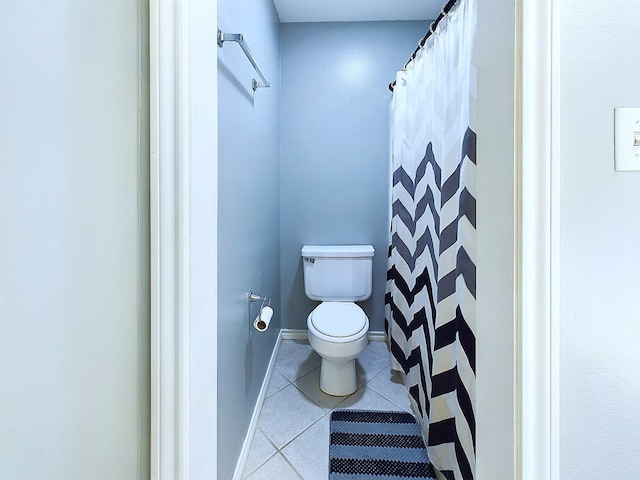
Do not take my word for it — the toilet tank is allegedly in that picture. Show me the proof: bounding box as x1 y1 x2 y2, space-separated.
301 245 375 301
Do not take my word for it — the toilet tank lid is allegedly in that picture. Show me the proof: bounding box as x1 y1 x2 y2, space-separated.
301 245 374 258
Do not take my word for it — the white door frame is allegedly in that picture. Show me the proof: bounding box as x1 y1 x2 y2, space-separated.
518 1 560 479
147 0 559 478
150 1 218 478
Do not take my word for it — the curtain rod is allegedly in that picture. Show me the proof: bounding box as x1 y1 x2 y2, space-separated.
388 0 458 92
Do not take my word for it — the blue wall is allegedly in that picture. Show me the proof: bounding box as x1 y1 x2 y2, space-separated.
279 21 427 331
217 0 281 478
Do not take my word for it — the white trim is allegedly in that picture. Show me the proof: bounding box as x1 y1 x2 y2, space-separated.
232 332 283 480
518 1 559 479
281 328 309 341
150 1 218 478
281 329 387 342
368 330 387 342
150 0 182 476
149 2 160 475
176 2 191 476
549 2 561 475
184 0 218 477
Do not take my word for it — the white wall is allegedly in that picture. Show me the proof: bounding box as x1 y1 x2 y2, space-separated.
559 1 640 477
0 1 149 478
476 0 516 478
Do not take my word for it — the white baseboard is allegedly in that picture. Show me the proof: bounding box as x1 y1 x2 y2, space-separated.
281 328 386 342
368 330 386 342
231 331 282 480
280 328 308 340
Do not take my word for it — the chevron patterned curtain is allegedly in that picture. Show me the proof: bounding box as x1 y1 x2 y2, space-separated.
385 1 476 479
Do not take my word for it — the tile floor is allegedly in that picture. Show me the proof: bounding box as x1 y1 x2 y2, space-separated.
241 338 413 480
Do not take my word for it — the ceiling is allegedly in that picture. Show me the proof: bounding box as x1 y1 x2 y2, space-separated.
272 0 442 23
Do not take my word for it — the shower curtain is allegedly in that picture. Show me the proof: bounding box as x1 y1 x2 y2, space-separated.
385 1 476 479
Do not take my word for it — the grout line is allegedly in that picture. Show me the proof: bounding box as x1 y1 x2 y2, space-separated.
277 411 328 452
240 425 282 479
241 446 278 480
264 373 293 400
279 452 305 480
364 339 391 359
366 380 412 413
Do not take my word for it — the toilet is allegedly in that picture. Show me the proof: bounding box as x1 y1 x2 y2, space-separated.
301 244 374 396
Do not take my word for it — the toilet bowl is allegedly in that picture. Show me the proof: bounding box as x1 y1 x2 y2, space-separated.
307 302 369 396
301 245 375 396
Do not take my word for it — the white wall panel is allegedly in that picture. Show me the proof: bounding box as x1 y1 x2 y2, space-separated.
0 1 149 478
559 1 640 477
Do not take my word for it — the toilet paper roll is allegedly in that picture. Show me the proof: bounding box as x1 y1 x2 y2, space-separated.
254 306 273 332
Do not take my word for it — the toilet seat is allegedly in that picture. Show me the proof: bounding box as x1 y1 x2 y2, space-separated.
308 302 368 343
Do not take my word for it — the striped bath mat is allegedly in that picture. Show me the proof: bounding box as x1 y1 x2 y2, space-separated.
329 410 437 479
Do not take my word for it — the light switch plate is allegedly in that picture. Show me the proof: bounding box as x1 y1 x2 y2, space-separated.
614 107 640 171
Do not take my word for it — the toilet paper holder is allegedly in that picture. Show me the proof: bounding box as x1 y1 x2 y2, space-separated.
247 292 270 309
248 292 273 332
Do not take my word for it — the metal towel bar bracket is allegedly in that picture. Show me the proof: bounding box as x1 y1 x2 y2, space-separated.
218 28 270 91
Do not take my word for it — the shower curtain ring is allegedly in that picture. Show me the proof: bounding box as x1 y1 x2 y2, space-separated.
441 5 448 17
429 22 437 35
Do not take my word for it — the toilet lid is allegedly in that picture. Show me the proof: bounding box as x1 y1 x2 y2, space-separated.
310 302 368 338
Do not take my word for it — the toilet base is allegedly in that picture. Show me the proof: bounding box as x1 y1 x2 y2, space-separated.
319 358 358 396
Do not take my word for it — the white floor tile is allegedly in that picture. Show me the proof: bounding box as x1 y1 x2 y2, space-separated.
279 338 307 352
355 345 391 384
366 369 412 412
293 367 352 411
336 384 404 412
273 342 321 382
258 383 325 448
281 416 330 480
366 339 391 359
246 453 301 480
266 371 290 398
241 430 277 479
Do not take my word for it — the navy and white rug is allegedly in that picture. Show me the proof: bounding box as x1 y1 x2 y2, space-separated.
329 410 438 480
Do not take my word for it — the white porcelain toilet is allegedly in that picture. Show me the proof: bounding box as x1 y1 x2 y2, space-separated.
301 244 374 396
